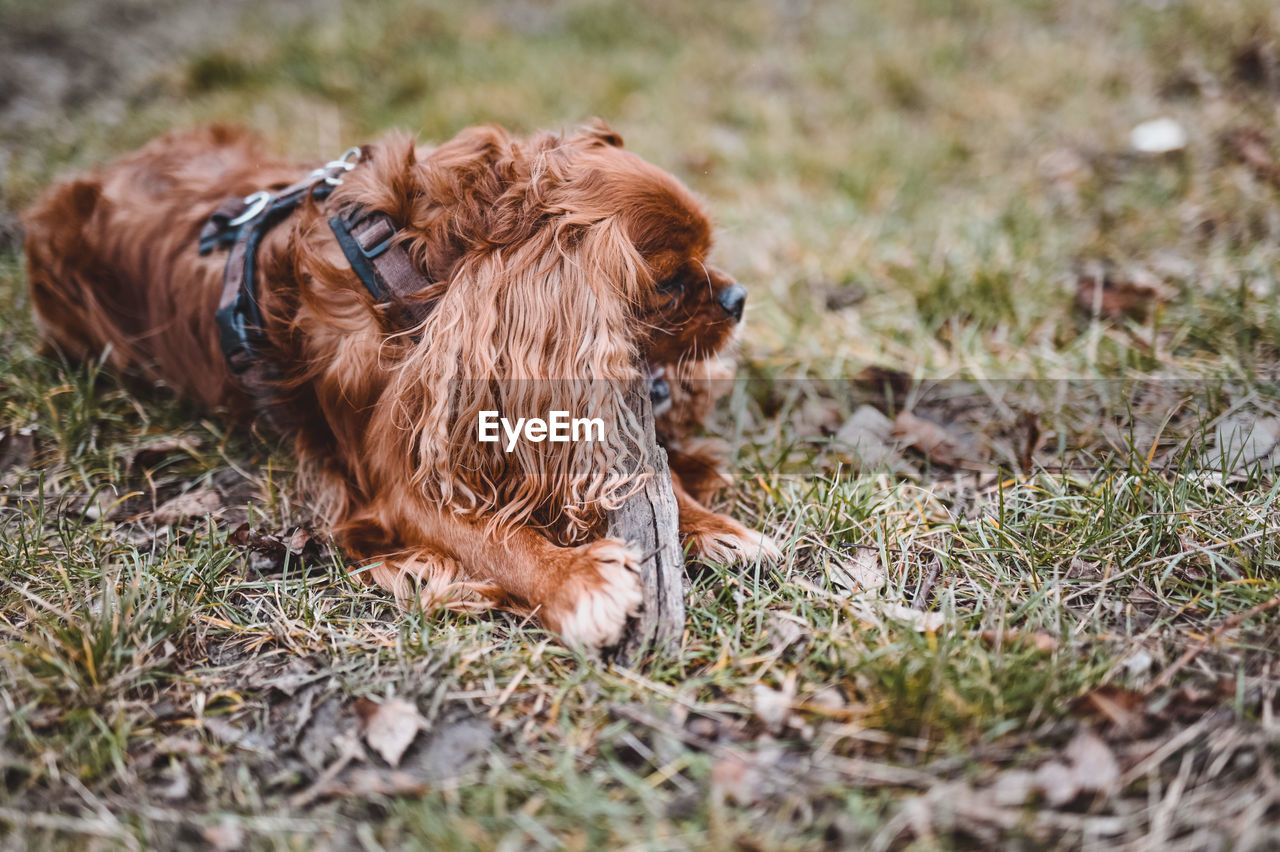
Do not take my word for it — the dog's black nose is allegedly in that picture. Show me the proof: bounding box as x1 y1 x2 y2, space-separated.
718 283 747 321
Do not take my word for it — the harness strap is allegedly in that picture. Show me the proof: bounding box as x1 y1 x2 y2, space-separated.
198 147 435 427
328 207 436 328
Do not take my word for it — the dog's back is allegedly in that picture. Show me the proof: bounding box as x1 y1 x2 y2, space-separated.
22 126 295 406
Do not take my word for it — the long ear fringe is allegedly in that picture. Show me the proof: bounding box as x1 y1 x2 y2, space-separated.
368 215 650 545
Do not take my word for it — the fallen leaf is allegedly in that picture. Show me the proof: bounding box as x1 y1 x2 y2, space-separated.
1075 685 1149 735
1075 261 1170 321
790 396 845 437
828 546 886 596
766 611 809 652
1034 760 1078 806
358 697 426 768
228 523 324 573
833 405 897 469
1063 728 1120 793
202 717 270 754
152 487 222 524
892 409 981 468
753 682 795 735
986 728 1118 809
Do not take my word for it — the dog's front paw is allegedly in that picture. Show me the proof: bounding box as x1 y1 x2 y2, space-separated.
544 539 643 652
685 520 781 565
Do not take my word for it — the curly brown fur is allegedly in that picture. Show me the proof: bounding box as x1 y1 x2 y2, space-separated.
23 121 778 650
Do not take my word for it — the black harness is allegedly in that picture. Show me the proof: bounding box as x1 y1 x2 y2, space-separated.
198 148 434 426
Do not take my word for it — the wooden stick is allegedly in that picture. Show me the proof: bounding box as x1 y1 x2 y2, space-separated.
606 381 685 665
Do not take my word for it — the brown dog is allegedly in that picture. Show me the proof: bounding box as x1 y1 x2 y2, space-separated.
23 121 778 650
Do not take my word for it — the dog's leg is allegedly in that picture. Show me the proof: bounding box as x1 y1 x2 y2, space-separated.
665 439 733 504
671 475 781 565
353 509 643 652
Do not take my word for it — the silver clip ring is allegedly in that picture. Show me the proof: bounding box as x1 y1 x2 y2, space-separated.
313 146 363 186
228 191 272 227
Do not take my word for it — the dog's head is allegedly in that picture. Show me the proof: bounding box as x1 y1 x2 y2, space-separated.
338 122 745 541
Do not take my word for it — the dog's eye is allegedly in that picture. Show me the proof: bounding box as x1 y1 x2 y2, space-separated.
656 277 684 295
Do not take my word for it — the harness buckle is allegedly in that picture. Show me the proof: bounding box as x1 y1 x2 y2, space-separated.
228 191 272 227
359 231 395 259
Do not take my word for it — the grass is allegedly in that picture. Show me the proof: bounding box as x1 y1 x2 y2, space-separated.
2 0 1280 847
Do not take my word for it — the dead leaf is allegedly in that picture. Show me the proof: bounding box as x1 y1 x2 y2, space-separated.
1063 728 1120 793
833 405 897 469
1034 760 1078 806
987 728 1118 808
358 697 426 768
753 682 795 735
766 611 809 652
202 717 270 754
828 546 886 596
159 764 191 801
228 523 324 573
1075 261 1170 321
1075 685 1149 736
1121 648 1154 678
790 396 845 437
893 409 982 468
152 487 222 524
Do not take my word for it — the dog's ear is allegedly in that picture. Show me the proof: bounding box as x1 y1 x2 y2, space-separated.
580 118 624 149
386 216 649 542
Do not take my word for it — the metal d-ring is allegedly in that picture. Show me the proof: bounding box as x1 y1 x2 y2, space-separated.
228 191 272 227
314 146 363 186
